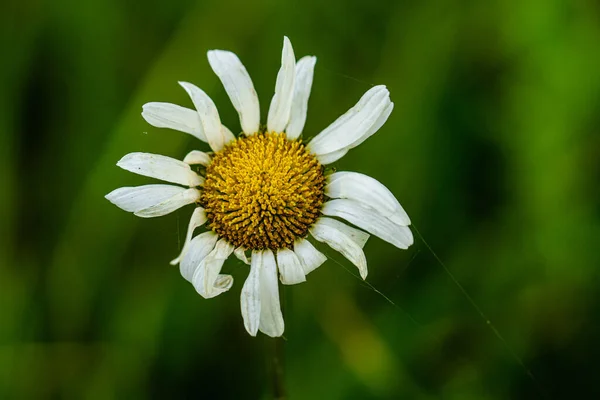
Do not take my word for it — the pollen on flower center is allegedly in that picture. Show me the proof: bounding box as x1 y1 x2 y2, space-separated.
201 132 325 250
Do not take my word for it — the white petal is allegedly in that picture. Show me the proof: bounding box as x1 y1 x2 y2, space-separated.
314 149 348 165
180 231 218 282
234 247 250 265
321 199 413 249
259 249 285 337
267 36 296 133
183 150 211 166
307 86 392 163
192 239 234 299
105 184 186 213
178 81 231 152
141 102 207 142
276 248 306 285
117 152 203 187
286 56 316 139
293 238 327 275
313 217 369 248
221 125 236 144
241 250 262 336
170 207 208 265
326 171 410 226
207 50 260 135
309 217 368 279
134 188 201 218
315 102 393 164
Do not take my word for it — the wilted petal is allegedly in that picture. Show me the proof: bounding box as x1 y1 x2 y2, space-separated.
208 49 260 134
179 81 232 152
117 152 203 187
170 207 208 265
258 249 285 337
309 217 368 279
321 199 413 249
183 150 211 166
105 184 186 214
293 238 327 275
192 239 235 299
267 36 296 133
134 188 201 218
276 248 306 285
234 247 250 265
141 102 207 142
327 171 410 226
286 56 316 139
241 250 262 336
312 216 369 248
180 231 218 282
307 86 392 164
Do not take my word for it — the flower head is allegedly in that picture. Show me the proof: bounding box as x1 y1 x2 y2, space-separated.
106 36 413 337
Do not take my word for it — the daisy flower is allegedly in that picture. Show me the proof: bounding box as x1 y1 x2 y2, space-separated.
106 36 413 337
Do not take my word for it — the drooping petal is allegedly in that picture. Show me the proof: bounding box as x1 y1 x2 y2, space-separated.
259 249 285 337
309 217 368 279
207 49 260 135
241 250 262 336
183 150 211 166
286 56 316 139
234 247 250 265
170 207 208 265
179 81 233 152
326 171 410 226
276 248 306 285
307 86 392 164
141 102 207 142
134 188 201 218
312 216 369 248
179 231 218 282
192 239 235 299
116 152 203 187
321 199 413 249
293 238 327 275
105 184 187 214
267 36 296 133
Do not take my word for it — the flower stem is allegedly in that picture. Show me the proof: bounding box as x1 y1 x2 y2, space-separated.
266 284 286 399
267 335 286 400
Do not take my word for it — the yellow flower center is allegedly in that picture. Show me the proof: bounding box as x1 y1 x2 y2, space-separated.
201 132 325 250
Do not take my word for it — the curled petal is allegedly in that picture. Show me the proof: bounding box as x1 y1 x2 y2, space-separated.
170 207 208 265
192 239 235 299
293 238 327 275
180 231 218 282
312 217 369 248
183 150 211 166
307 86 392 164
310 217 368 279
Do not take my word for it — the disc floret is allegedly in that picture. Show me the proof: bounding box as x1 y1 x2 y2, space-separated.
201 132 325 250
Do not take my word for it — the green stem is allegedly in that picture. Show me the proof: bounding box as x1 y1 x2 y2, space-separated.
267 283 286 399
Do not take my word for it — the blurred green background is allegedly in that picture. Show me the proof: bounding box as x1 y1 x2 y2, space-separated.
2 0 600 398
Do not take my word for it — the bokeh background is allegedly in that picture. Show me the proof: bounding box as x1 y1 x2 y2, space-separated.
2 0 600 398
